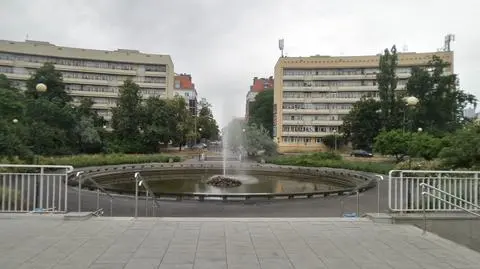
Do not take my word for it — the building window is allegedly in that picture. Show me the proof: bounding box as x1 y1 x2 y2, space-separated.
175 81 180 89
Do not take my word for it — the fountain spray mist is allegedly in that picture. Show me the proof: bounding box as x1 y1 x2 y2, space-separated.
222 127 228 176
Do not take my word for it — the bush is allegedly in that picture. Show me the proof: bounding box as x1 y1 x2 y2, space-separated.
1 154 182 168
394 159 443 170
269 153 394 174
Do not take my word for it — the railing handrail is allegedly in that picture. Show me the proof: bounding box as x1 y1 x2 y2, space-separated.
389 169 479 175
84 176 115 200
134 172 161 217
420 183 480 210
421 191 480 218
0 164 74 173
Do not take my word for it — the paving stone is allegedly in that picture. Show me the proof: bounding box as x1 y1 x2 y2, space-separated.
1 217 480 269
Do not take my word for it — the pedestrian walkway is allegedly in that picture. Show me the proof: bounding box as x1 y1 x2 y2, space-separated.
0 217 479 269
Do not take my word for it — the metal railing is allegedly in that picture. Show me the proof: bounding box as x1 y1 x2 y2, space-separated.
134 172 160 218
420 183 480 234
389 170 480 213
75 171 114 216
0 164 73 213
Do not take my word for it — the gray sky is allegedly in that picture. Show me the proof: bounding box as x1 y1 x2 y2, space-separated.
1 0 479 127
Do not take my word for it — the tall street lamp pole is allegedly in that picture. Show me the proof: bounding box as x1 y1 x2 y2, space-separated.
34 82 47 209
404 96 419 210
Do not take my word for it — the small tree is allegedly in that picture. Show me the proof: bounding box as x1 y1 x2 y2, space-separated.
322 134 345 150
439 122 480 169
374 129 409 162
409 132 443 161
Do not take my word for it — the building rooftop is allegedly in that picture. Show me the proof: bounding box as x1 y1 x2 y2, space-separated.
276 51 454 68
0 39 173 65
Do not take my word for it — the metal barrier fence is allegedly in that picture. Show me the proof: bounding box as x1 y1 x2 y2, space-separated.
0 164 74 213
389 170 480 213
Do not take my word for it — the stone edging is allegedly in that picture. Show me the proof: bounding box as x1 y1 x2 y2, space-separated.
70 162 378 201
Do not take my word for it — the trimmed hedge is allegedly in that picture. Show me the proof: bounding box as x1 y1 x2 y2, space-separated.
1 154 182 168
269 153 394 174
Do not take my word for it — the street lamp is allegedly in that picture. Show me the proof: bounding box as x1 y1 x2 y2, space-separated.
403 96 419 133
35 83 47 92
12 119 18 124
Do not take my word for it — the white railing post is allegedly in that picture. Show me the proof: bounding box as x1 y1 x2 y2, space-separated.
376 175 384 216
76 171 84 212
475 173 479 207
39 167 44 210
134 172 139 218
96 188 100 211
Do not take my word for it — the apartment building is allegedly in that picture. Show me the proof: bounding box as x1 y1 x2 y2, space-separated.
0 39 174 121
245 76 274 120
174 73 198 115
274 51 454 153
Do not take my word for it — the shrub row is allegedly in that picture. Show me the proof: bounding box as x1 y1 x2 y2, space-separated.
1 154 182 168
269 152 395 174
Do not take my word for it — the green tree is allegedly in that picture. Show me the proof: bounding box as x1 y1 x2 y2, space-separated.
141 97 171 152
197 101 219 141
23 64 78 155
25 63 71 106
374 129 409 162
439 122 480 169
406 56 477 134
0 75 32 160
248 89 273 136
340 98 381 150
111 79 144 152
409 132 443 161
166 96 192 151
377 45 402 130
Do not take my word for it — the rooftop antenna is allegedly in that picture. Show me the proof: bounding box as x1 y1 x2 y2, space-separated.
278 39 284 58
444 34 455 51
25 33 29 41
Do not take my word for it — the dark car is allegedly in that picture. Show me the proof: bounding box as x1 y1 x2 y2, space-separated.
350 150 373 158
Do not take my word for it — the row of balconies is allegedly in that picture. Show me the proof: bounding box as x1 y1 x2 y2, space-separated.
68 90 165 99
282 120 343 126
281 131 339 137
281 85 406 92
4 73 166 88
282 97 379 103
282 73 411 81
0 59 167 77
282 109 351 115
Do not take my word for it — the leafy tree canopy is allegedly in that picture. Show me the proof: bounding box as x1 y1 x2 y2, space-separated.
248 89 273 137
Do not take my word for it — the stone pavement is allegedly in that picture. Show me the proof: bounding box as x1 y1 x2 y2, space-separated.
0 217 479 269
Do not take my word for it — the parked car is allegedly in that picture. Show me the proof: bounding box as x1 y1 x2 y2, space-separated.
350 150 373 158
192 143 207 149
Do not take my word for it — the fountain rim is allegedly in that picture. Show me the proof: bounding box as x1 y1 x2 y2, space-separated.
69 162 378 201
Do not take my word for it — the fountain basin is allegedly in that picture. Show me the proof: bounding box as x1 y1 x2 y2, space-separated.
72 163 377 201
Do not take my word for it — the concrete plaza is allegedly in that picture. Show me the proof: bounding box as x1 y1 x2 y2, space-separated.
0 216 479 269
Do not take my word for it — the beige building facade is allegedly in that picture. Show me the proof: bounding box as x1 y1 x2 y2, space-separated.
0 39 174 122
273 51 453 153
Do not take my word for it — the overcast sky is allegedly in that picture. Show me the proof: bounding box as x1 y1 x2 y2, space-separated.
1 0 479 127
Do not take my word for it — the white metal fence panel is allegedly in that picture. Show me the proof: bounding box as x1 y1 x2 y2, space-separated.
388 170 480 212
0 164 73 213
